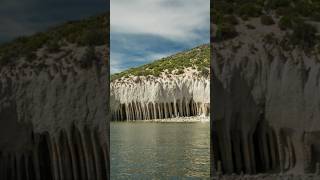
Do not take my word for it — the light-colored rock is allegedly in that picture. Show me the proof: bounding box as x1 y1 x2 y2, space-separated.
0 45 109 180
212 17 320 176
111 70 210 121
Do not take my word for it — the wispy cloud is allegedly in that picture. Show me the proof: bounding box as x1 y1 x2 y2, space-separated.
111 53 127 74
111 0 209 74
111 0 209 42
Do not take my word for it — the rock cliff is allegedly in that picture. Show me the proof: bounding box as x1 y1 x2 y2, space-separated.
211 15 320 177
111 45 210 121
0 15 109 180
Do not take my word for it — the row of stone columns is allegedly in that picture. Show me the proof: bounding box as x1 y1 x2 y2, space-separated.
213 118 320 176
0 125 109 180
0 153 34 180
213 120 281 174
112 99 210 121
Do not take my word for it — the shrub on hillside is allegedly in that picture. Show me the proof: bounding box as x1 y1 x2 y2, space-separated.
215 1 234 15
295 1 314 17
46 41 60 53
25 52 37 62
237 3 262 18
311 12 320 22
199 67 209 77
215 23 238 41
275 7 293 16
176 69 184 75
78 29 106 46
212 11 224 24
223 15 239 25
246 24 256 29
0 51 17 66
265 0 290 10
278 16 294 30
290 22 317 49
260 15 275 25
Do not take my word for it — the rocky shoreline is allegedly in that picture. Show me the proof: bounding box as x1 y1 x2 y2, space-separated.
212 174 320 180
128 116 210 123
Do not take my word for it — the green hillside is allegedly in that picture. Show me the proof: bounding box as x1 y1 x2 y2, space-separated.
213 0 320 49
0 13 108 66
111 44 210 81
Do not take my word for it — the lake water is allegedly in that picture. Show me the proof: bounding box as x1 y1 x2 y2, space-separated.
111 121 210 179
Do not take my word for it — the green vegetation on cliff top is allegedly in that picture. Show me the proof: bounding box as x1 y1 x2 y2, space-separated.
213 0 320 50
213 0 320 21
0 13 108 66
111 44 210 81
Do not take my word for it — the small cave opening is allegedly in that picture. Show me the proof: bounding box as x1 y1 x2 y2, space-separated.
60 130 74 180
155 103 159 119
28 155 36 180
211 121 223 174
230 130 244 174
131 103 136 120
182 98 186 116
13 156 17 180
176 100 181 116
188 100 193 116
148 103 153 119
38 134 53 180
161 103 165 118
72 126 88 179
121 104 127 121
252 117 279 173
310 144 320 173
94 130 107 179
170 102 175 116
19 155 27 179
165 103 170 118
84 126 97 180
253 120 266 173
7 154 12 179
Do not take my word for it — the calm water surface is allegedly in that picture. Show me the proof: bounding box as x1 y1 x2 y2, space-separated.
111 121 210 179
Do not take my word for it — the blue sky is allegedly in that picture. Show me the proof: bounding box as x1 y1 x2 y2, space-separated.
0 0 108 43
110 0 210 74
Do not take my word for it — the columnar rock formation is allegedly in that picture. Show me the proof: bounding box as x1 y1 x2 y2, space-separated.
211 17 320 176
111 71 210 121
0 45 109 180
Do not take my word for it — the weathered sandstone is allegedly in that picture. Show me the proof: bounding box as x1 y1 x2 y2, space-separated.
211 17 320 177
111 70 210 121
0 45 109 180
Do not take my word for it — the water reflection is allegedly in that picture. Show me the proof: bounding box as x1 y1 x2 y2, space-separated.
111 121 210 179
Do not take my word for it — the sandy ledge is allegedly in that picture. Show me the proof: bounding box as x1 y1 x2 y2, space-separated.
114 116 210 123
212 174 320 180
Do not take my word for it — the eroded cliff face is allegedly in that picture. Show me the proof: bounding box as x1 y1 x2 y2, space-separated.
111 70 210 121
212 17 320 176
0 45 109 180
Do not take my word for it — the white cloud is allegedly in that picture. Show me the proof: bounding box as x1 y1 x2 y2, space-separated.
111 0 209 42
110 53 127 74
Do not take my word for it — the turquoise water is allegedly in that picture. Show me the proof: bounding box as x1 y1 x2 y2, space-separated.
111 121 210 179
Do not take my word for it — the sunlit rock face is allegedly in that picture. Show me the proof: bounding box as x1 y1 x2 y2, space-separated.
0 45 109 180
211 18 320 176
111 71 210 121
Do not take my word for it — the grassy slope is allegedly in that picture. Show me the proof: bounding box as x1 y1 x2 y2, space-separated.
213 0 320 50
0 13 108 66
111 44 210 81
